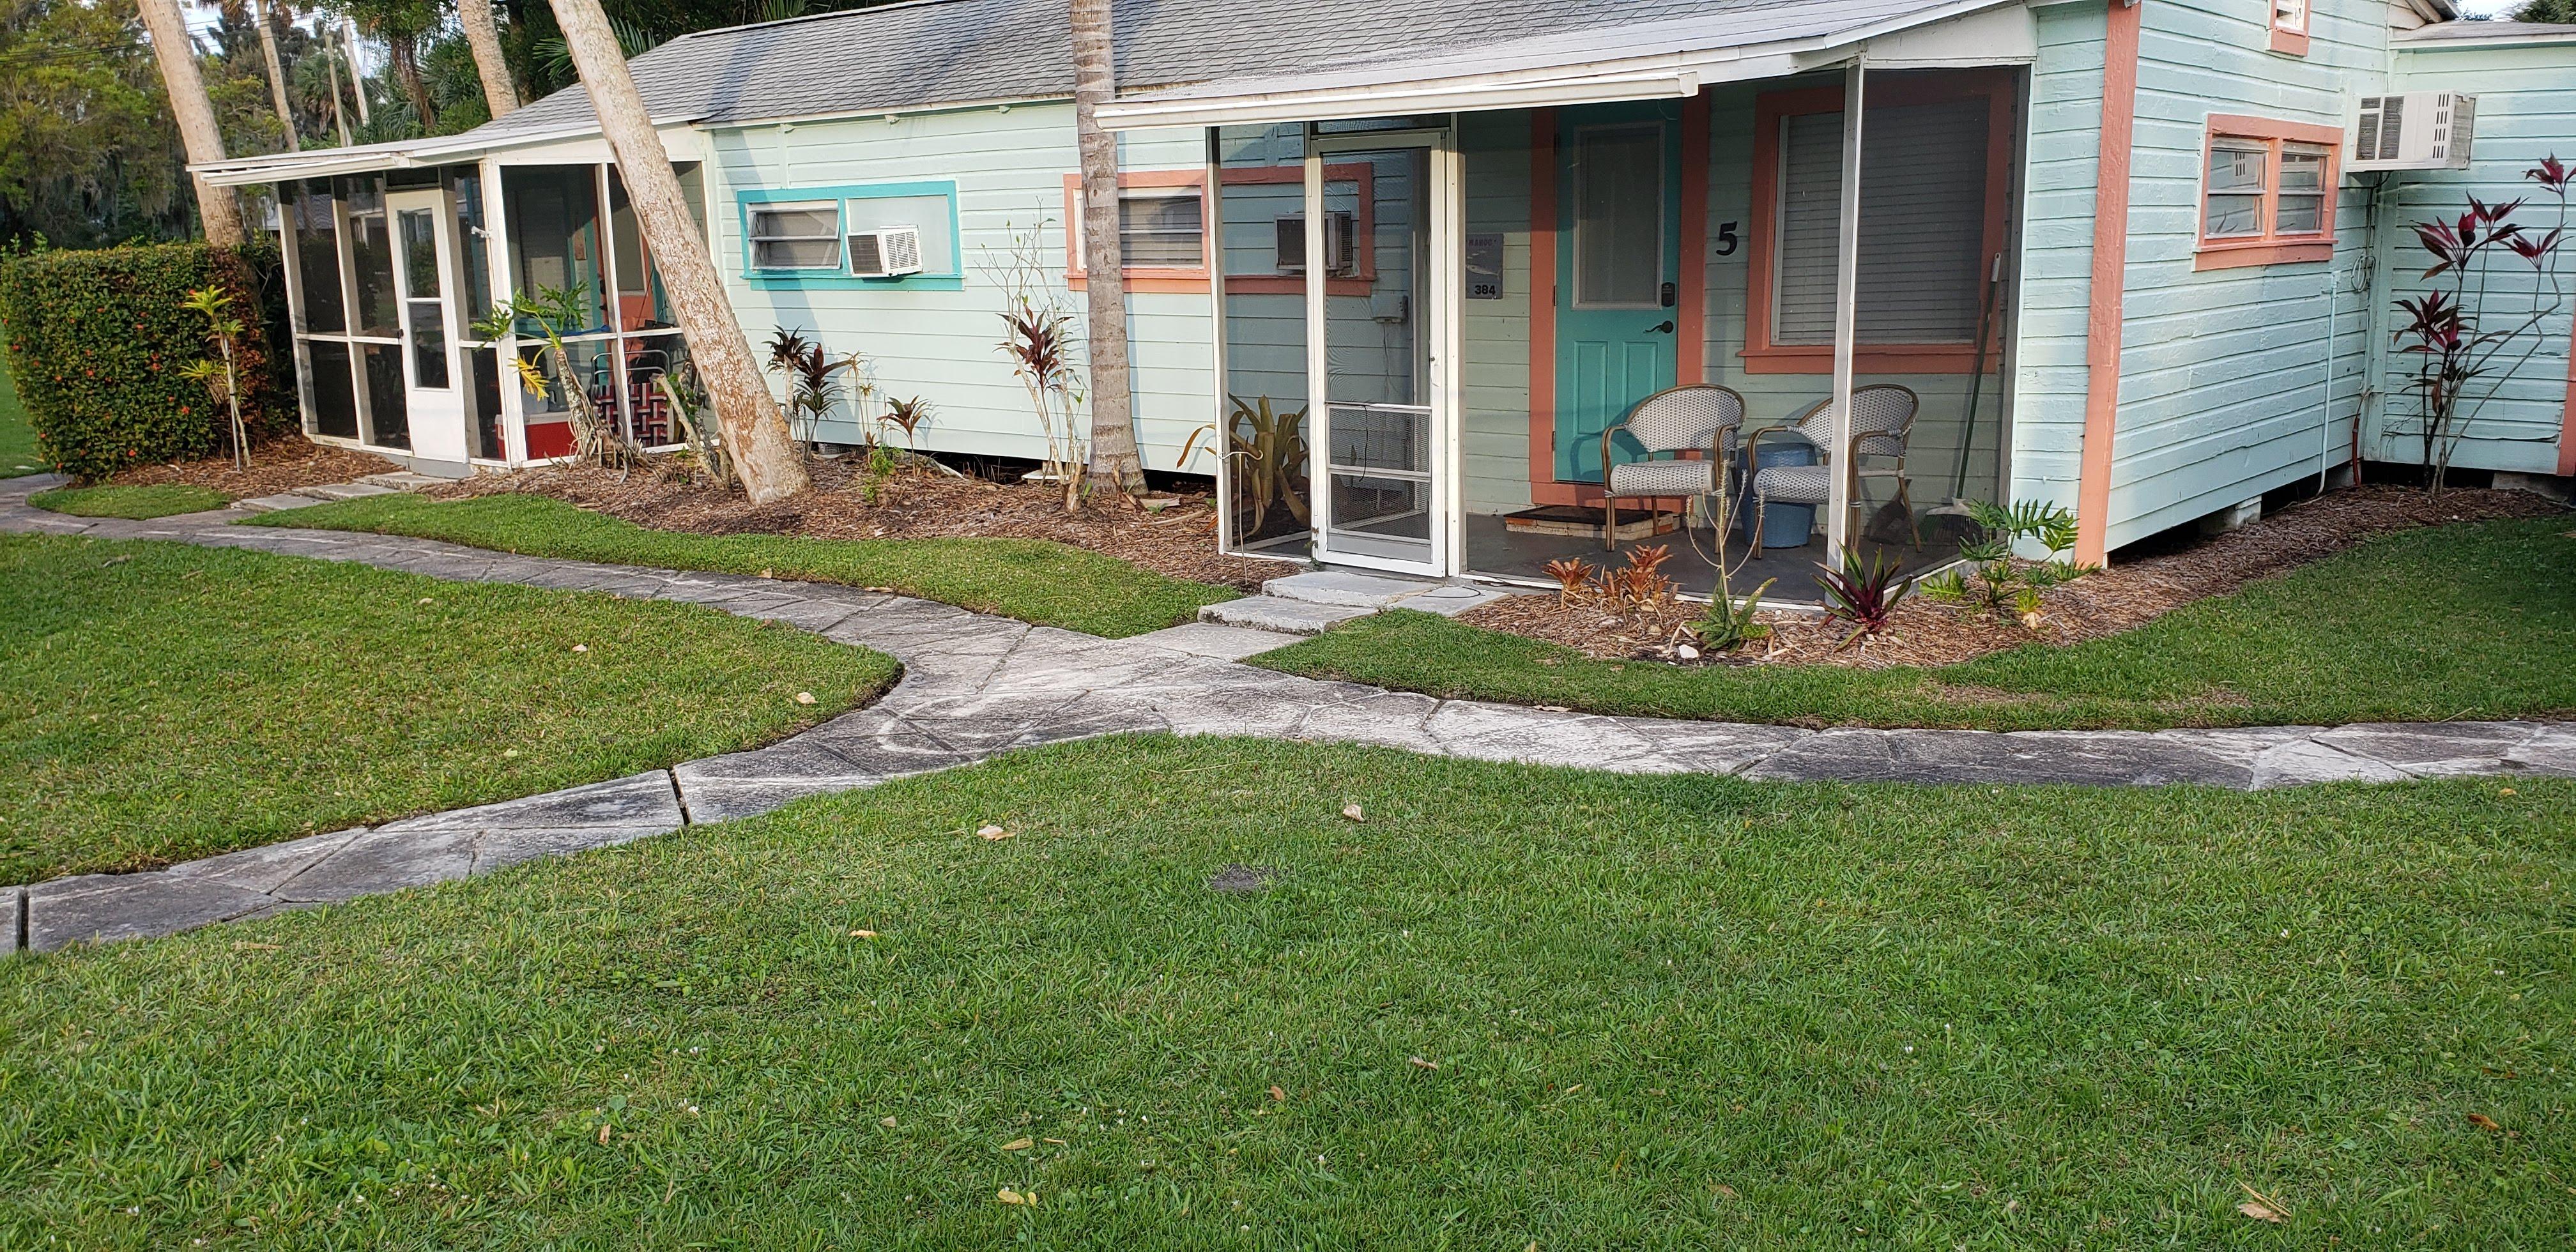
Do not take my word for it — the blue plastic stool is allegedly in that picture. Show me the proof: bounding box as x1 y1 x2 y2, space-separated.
1738 441 1817 550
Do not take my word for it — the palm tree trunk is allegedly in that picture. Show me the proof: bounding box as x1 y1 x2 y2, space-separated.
252 0 299 151
456 0 521 117
135 0 245 245
341 19 371 125
544 0 809 503
1070 0 1146 499
322 23 355 146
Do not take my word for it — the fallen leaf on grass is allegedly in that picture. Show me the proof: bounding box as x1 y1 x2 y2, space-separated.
795 691 817 705
597 1124 611 1145
1342 803 1365 822
1043 1137 1067 1146
996 1188 1034 1206
847 929 877 938
977 824 1014 841
1408 1056 1439 1071
2468 1113 2505 1132
1714 1184 1739 1200
1000 1138 1034 1152
880 1116 898 1127
1268 1086 1287 1103
2236 1181 2289 1224
231 942 280 952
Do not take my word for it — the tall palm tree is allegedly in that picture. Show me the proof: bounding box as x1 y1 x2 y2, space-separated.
544 0 810 503
1070 0 1146 497
456 0 521 116
252 0 299 150
135 0 245 243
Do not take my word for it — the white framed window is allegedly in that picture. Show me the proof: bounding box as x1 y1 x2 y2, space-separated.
2273 0 2307 35
748 201 841 270
2273 142 2330 234
2202 138 2271 238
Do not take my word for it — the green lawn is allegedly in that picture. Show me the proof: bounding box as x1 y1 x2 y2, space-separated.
0 349 47 477
2 736 2567 1248
28 483 229 519
251 491 1240 639
0 534 898 882
1261 515 2576 731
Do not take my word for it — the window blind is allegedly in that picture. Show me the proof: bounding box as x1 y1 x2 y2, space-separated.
1773 97 1992 346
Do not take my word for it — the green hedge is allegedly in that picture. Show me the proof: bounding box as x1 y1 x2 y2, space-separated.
0 243 291 480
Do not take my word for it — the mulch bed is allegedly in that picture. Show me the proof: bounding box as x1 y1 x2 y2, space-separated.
100 440 403 501
1460 485 2572 669
427 455 1297 592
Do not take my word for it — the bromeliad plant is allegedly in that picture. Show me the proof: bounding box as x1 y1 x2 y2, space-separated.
178 286 250 471
2392 155 2569 492
1816 546 1912 651
1180 395 1312 540
473 285 636 468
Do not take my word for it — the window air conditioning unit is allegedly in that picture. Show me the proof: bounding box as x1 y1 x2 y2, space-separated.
847 225 924 277
2349 93 2475 172
1275 211 1356 277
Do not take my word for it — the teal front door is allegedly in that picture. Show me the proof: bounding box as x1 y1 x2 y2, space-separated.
1555 102 1683 484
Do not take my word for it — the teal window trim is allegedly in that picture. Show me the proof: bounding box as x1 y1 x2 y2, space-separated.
738 181 965 291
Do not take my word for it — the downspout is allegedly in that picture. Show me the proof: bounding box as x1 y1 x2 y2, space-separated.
2073 0 2143 567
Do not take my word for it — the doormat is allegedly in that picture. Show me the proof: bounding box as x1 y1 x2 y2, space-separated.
1501 504 1679 540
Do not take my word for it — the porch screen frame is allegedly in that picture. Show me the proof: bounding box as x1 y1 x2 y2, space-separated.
1303 122 1464 577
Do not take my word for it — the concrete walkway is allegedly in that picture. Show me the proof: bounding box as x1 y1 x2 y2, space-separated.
6 474 2569 954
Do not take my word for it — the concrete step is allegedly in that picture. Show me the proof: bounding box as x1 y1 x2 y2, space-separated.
1261 570 1510 618
1197 595 1375 636
1128 620 1305 660
291 481 403 502
358 471 447 490
234 492 323 514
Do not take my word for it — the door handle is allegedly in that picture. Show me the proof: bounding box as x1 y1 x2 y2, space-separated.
1646 319 1676 334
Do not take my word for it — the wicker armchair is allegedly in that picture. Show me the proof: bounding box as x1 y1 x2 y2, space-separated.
1598 385 1745 551
1744 384 1919 558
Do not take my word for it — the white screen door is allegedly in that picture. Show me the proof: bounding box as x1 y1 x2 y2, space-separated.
1306 128 1459 576
388 188 468 464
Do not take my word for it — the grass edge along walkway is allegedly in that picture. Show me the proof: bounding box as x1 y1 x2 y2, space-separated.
0 736 2566 1248
249 491 1238 639
1 532 899 882
29 483 229 520
1257 514 2576 732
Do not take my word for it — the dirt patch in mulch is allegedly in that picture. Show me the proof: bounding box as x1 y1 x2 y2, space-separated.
427 456 1296 592
100 440 404 501
1460 485 2572 669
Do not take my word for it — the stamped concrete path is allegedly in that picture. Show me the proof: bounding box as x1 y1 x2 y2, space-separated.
6 474 2570 954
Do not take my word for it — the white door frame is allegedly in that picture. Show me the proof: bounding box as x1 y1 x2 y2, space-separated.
388 187 469 465
1304 125 1464 578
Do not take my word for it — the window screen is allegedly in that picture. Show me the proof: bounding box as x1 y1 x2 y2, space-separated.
1573 126 1663 307
2274 143 2328 234
749 203 841 270
1119 190 1205 268
1774 96 1993 345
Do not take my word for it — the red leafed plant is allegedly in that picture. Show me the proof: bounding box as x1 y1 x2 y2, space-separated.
2393 156 2569 491
1611 544 1678 610
1816 545 1912 652
1542 556 1600 606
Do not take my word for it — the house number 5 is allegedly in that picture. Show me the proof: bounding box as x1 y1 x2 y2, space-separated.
1714 222 1740 257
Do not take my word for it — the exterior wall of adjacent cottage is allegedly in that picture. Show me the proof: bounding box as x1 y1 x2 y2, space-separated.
2095 0 2390 548
699 103 1218 473
2375 38 2576 476
2005 0 2112 524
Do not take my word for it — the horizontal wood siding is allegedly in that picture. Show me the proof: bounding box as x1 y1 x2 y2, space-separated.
2007 1 2109 522
704 106 1217 470
2104 0 2385 545
2380 43 2576 475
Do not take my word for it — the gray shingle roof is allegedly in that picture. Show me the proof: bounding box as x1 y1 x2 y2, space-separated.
471 0 1889 141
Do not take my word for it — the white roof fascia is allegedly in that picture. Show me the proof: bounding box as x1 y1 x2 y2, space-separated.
194 114 709 186
1099 0 2023 131
2396 29 2576 51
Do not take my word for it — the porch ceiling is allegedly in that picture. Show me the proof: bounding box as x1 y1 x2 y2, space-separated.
1097 0 2033 130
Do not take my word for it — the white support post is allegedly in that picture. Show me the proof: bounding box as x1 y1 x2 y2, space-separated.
1827 59 1866 556
1303 128 1329 551
1205 126 1233 553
